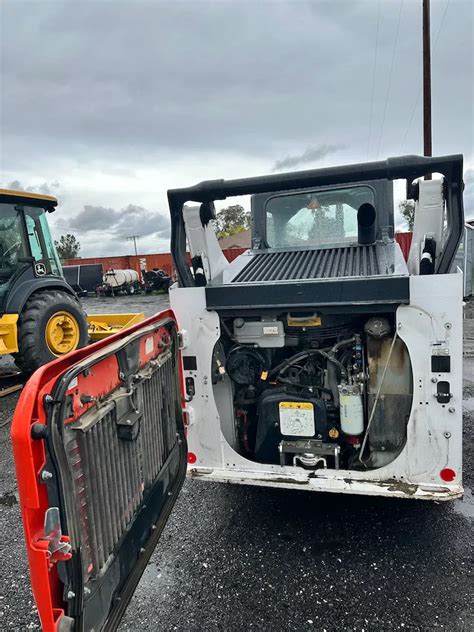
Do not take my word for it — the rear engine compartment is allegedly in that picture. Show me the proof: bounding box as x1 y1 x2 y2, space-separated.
212 311 413 471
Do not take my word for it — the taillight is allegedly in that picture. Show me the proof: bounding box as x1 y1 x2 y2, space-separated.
440 468 456 482
187 452 197 464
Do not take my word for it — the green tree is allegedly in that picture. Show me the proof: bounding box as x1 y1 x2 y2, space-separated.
55 233 81 259
399 200 415 231
215 204 250 239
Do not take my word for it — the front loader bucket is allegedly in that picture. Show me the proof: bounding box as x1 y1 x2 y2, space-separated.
87 312 145 340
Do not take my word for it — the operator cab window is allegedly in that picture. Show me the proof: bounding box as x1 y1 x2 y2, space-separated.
0 203 26 281
24 206 62 276
0 203 28 310
265 185 375 248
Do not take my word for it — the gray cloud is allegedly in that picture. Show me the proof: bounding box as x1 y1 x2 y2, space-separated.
66 205 120 232
273 144 343 172
2 1 472 169
60 203 169 238
5 180 60 195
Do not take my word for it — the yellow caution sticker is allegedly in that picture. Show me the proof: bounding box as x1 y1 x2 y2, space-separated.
279 401 315 436
279 401 313 410
260 371 268 381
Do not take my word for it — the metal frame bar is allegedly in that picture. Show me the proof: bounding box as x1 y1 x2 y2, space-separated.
168 154 464 286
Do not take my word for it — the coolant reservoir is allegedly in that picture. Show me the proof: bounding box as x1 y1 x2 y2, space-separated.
338 384 364 436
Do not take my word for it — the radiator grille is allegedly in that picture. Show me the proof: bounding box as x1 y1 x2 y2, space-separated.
232 245 381 283
65 354 178 580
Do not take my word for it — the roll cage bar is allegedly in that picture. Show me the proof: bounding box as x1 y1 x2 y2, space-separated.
168 154 464 287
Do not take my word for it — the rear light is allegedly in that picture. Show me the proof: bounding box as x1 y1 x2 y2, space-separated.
187 452 197 464
440 468 456 482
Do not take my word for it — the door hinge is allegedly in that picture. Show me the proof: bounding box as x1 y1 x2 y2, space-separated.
183 406 195 427
178 329 189 350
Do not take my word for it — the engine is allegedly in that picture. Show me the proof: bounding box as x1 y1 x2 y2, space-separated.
214 312 412 471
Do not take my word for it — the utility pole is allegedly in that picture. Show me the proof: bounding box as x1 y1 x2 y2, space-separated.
423 0 432 178
126 235 140 256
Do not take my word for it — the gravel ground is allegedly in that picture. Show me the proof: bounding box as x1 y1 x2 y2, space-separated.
0 294 472 631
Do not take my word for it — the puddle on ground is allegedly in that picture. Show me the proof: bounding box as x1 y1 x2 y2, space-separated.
453 487 474 519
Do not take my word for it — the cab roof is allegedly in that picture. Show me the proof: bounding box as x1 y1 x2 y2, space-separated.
0 188 58 211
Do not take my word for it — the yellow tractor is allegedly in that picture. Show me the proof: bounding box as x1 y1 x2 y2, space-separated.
0 189 143 373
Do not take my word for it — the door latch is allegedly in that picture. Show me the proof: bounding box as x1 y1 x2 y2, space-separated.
39 507 72 568
436 381 452 404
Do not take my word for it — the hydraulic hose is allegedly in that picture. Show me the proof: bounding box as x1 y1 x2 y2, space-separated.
268 349 347 380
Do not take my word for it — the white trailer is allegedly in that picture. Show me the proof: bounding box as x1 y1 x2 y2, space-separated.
101 268 140 295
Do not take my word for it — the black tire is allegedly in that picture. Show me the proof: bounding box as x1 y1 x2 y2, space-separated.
13 290 89 373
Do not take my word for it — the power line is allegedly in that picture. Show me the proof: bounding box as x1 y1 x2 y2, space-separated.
376 0 404 159
399 0 451 153
366 0 381 162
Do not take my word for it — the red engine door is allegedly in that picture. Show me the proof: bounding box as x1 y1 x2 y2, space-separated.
11 310 187 631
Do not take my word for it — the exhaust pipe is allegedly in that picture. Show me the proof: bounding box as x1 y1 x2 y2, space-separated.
357 202 376 245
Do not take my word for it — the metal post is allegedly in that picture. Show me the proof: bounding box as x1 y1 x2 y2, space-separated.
126 235 140 256
423 0 432 178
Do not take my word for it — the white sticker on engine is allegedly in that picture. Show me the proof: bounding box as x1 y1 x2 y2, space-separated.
279 402 315 436
145 336 154 355
263 326 279 335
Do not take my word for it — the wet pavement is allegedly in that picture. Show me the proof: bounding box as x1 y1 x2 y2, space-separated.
0 294 472 630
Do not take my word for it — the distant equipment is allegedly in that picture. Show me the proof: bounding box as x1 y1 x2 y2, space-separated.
63 264 103 296
100 269 141 295
143 269 171 293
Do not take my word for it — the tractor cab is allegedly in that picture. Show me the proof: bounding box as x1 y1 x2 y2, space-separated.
0 189 62 312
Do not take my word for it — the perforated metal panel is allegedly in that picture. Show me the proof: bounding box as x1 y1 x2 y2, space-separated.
232 245 381 283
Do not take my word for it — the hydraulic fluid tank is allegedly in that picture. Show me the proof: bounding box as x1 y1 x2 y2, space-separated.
338 384 364 436
104 269 139 288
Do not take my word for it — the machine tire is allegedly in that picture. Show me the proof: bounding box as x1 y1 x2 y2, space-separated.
13 290 89 373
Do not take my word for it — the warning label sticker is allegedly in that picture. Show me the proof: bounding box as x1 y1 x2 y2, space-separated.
279 401 315 437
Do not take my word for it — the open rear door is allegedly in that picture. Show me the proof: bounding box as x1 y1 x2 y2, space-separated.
11 310 187 632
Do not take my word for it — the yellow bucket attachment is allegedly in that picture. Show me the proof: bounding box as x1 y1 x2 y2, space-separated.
0 314 19 354
87 313 145 341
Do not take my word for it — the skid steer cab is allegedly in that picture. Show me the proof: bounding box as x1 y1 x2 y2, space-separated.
0 189 89 372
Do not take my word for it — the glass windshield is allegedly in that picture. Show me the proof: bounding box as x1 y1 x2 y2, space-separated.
0 203 27 308
265 185 375 248
23 206 62 276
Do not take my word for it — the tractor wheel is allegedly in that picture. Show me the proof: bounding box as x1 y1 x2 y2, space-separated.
13 290 89 373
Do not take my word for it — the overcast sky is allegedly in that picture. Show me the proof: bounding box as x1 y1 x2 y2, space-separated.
1 0 473 257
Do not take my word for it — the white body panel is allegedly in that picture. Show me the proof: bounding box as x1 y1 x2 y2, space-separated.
170 273 463 501
408 179 445 275
183 205 229 281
